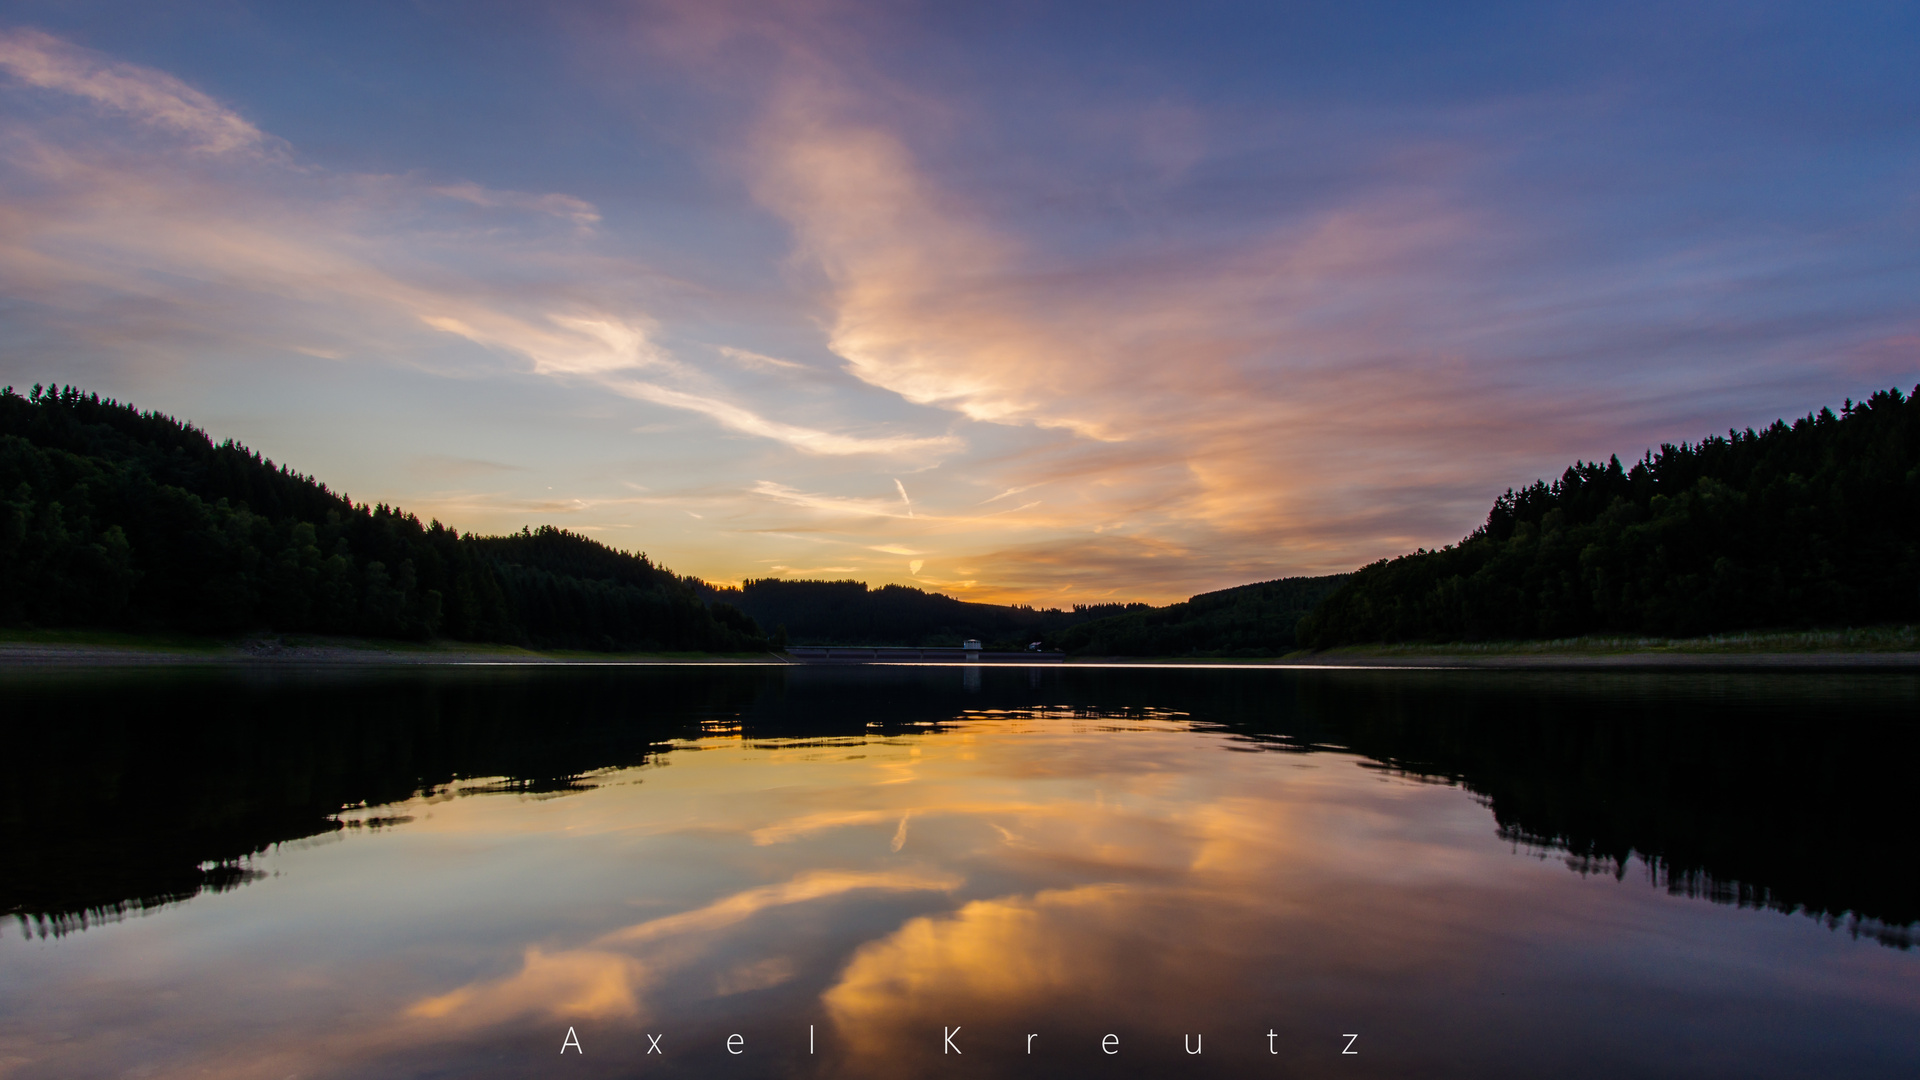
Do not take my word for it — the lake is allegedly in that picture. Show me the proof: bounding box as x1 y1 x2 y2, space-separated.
1 664 1915 1078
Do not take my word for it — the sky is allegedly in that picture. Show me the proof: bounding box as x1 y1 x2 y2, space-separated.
1 1 1915 605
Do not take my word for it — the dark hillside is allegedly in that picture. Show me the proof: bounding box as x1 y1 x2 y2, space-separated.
1057 574 1348 657
1300 387 1920 645
472 527 679 593
0 384 764 651
712 578 1135 648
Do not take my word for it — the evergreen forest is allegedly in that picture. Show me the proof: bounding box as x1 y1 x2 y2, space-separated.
0 385 765 652
1299 386 1920 646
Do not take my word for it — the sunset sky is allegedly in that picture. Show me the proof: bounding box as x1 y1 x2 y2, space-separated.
1 1 1915 604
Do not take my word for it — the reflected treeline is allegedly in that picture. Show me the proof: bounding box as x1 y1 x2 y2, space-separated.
3 665 1914 947
1205 669 1920 947
0 667 773 935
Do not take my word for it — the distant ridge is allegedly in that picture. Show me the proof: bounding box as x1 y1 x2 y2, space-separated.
1054 574 1348 657
701 576 1351 658
704 577 1141 650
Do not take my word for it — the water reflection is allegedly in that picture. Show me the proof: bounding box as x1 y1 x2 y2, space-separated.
0 666 1915 1078
6 666 1913 941
0 667 764 934
1221 671 1920 942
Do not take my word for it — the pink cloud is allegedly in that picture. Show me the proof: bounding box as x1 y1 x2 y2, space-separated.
0 28 268 154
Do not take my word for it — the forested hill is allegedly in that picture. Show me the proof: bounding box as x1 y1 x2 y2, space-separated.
0 385 765 651
705 575 1350 657
1300 387 1920 646
706 577 1143 649
1054 574 1348 657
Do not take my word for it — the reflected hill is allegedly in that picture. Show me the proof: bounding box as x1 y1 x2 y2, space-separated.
1216 670 1920 946
2 666 1913 946
0 667 773 935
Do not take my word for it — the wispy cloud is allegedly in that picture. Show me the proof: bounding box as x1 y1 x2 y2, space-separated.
0 27 963 470
750 480 911 519
431 181 601 227
405 869 960 1030
685 11 1866 597
418 311 673 377
0 27 267 153
725 44 1500 550
409 455 528 479
608 378 956 456
980 484 1038 505
715 344 805 370
4 10 1912 605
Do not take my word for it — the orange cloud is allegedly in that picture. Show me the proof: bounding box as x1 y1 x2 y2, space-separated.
398 867 962 1037
703 27 1577 597
11 14 1898 603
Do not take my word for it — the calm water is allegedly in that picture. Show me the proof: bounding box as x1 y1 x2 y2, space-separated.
1 665 1916 1078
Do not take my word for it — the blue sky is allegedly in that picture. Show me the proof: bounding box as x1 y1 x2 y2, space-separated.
2 1 1915 603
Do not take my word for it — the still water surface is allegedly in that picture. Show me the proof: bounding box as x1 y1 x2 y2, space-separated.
1 665 1916 1078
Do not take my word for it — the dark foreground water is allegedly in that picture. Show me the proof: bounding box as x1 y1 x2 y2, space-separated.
1 664 1916 1079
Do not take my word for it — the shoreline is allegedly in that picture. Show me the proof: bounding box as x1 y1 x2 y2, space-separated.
1 635 1917 670
1261 651 1920 670
0 633 793 668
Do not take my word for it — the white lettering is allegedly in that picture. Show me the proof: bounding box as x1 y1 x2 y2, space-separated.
1102 1034 1119 1055
646 1034 662 1055
728 1034 744 1055
1027 1033 1037 1054
1342 1033 1359 1055
560 1027 582 1055
944 1026 962 1054
1185 1033 1203 1055
810 1024 815 1054
1268 1029 1278 1055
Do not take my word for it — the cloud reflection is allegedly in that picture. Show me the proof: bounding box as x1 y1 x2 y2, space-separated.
823 884 1131 1035
6 685 1918 1080
403 868 961 1032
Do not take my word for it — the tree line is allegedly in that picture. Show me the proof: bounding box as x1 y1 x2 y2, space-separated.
1 385 766 652
1299 386 1920 646
10 382 1912 655
705 577 1141 649
1052 574 1347 657
718 573 1356 657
